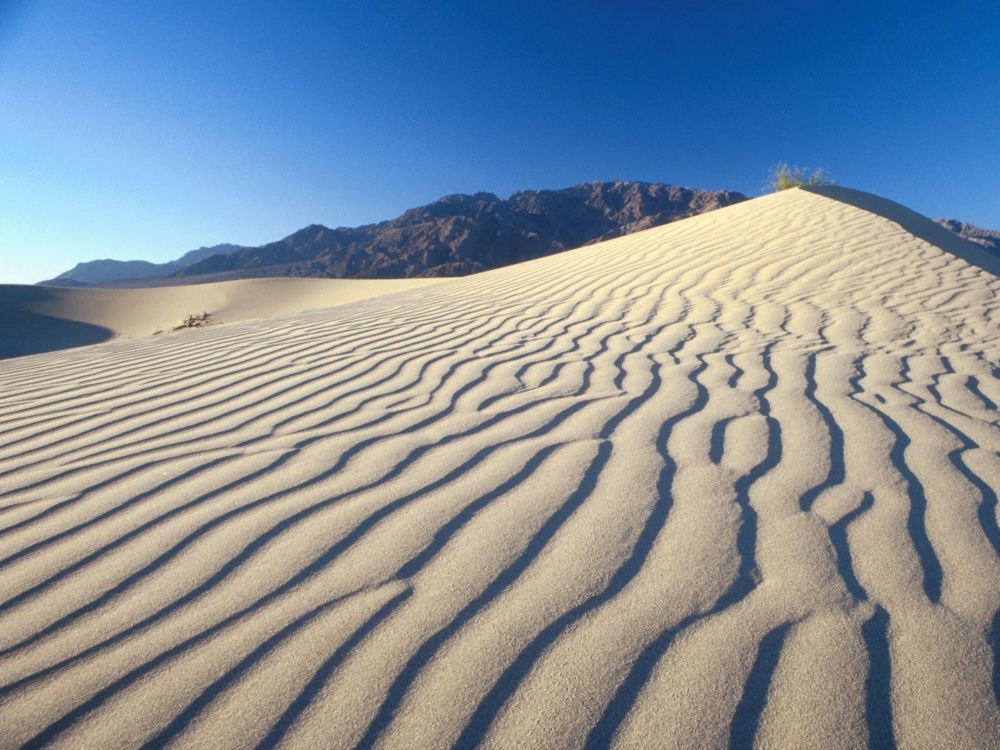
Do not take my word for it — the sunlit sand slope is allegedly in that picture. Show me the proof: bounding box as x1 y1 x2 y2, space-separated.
0 187 998 749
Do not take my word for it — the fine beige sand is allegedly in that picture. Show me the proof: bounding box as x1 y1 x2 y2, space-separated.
0 277 447 358
0 186 998 749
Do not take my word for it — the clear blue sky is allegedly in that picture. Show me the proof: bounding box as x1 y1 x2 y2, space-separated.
1 0 998 283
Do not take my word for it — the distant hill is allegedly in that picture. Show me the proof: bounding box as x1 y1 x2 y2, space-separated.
935 219 1000 256
42 244 241 286
176 182 748 281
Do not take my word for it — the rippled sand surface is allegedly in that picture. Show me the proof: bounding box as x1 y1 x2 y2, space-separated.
1 187 998 748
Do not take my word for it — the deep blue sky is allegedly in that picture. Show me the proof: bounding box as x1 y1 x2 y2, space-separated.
2 1 998 283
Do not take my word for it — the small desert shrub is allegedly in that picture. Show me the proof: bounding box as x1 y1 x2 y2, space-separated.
174 312 211 331
766 163 834 192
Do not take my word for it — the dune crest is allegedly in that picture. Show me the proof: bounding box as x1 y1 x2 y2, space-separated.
0 188 998 748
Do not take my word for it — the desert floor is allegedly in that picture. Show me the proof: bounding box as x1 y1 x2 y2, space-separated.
1 186 998 748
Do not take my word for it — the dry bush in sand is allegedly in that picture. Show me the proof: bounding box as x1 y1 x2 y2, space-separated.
173 312 211 330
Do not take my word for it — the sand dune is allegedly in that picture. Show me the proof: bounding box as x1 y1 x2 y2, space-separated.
0 186 998 748
0 277 446 359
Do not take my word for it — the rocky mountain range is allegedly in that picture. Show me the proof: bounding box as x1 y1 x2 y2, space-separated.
44 244 241 286
40 182 998 287
43 182 747 285
176 181 749 281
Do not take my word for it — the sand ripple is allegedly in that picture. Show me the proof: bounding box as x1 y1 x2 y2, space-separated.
1 188 998 748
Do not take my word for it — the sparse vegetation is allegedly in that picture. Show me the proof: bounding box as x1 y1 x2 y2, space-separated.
766 163 834 192
173 312 211 331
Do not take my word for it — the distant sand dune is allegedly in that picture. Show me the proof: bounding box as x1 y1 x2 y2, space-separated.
0 188 998 748
0 277 446 358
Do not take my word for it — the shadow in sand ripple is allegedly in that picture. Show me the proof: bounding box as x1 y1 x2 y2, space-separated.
728 622 793 750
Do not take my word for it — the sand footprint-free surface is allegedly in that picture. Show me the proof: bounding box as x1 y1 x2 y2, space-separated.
1 187 999 748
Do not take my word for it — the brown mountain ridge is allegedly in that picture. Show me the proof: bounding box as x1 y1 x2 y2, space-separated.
174 181 748 281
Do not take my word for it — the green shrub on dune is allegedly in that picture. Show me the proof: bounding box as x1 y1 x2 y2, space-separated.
767 162 834 191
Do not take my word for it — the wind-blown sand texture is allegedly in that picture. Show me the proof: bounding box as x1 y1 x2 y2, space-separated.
1 187 999 749
0 277 446 359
